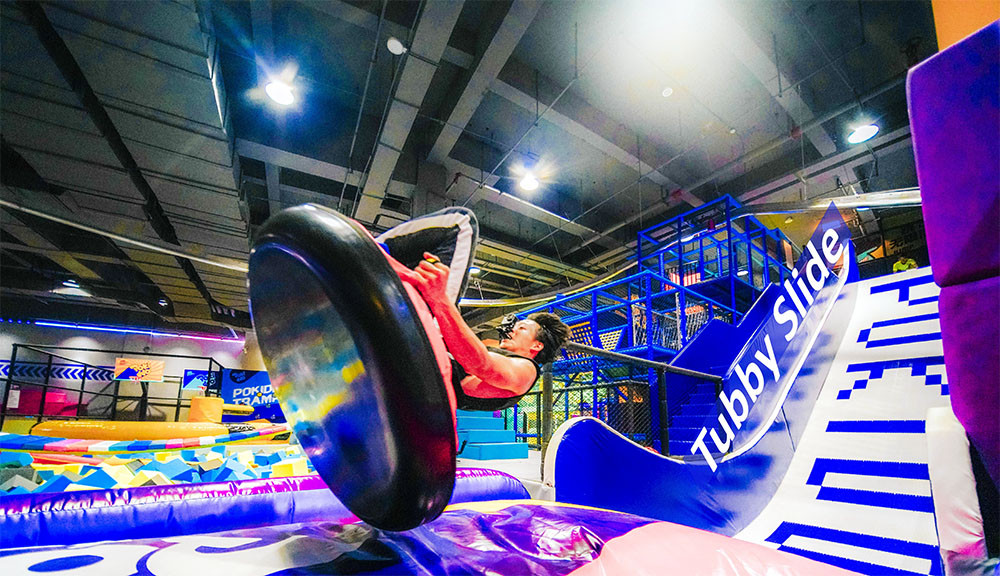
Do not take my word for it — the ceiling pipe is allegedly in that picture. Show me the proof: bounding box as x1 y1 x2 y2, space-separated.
337 0 388 211
0 198 250 274
732 187 921 216
565 72 908 257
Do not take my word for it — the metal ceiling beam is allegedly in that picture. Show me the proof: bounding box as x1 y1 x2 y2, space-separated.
708 0 837 156
237 139 364 191
17 1 236 323
299 0 474 70
427 0 541 164
740 125 913 204
353 0 465 223
493 60 702 208
250 0 284 219
0 207 102 281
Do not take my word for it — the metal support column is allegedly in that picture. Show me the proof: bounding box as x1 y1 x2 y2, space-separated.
0 345 17 429
657 367 669 454
540 362 554 477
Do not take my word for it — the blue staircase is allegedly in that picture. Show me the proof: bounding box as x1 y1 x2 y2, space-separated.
456 410 528 460
667 381 719 455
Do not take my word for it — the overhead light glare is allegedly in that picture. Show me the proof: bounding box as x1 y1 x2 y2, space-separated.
387 37 407 55
681 233 697 242
265 81 295 105
519 174 539 191
661 87 674 98
468 266 481 276
784 216 794 224
728 127 737 135
737 269 749 277
847 123 879 144
62 279 79 288
158 299 168 307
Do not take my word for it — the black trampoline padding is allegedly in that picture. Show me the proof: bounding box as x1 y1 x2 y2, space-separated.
247 204 456 531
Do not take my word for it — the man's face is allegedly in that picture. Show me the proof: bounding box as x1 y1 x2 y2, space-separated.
499 319 543 358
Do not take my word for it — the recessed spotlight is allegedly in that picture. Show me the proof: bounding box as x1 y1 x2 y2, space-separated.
847 123 879 144
265 81 295 105
158 299 168 307
784 216 794 224
387 37 407 55
62 279 79 288
729 127 737 135
519 174 539 191
661 87 674 98
468 266 481 276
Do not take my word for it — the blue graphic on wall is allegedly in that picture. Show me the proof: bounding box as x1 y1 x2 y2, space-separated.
220 369 285 422
182 370 212 391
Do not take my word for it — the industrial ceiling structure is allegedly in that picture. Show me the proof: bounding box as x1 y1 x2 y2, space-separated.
0 0 936 335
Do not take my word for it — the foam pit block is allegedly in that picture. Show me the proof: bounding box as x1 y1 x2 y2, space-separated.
0 475 39 493
271 458 309 477
35 475 72 493
78 469 118 489
0 452 33 468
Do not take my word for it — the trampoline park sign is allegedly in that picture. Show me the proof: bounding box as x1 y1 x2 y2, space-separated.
690 203 853 471
220 369 284 422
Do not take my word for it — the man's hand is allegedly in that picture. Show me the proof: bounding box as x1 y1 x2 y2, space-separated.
406 252 451 308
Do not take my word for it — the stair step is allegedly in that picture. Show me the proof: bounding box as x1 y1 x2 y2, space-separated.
677 404 717 417
668 427 704 442
458 429 515 444
456 416 505 430
461 442 529 460
667 439 724 457
670 415 710 428
456 409 496 418
687 393 718 404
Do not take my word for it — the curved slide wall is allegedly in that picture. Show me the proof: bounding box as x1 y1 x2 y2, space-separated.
547 268 951 575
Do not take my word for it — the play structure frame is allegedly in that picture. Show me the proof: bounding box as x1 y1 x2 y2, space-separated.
515 196 798 453
0 344 226 429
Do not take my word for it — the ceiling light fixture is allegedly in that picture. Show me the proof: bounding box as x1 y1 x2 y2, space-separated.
519 173 539 191
737 269 749 277
158 299 168 307
847 123 879 144
468 266 481 276
729 127 737 135
387 37 407 56
784 216 794 224
62 279 79 288
661 87 674 98
264 80 295 105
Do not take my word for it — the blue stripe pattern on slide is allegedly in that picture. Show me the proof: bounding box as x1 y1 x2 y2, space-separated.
862 332 942 348
825 420 926 433
806 459 929 485
870 274 935 302
778 546 931 576
767 522 943 575
870 313 939 328
816 487 934 513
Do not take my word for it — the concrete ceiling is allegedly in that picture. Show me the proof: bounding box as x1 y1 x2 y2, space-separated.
0 0 936 333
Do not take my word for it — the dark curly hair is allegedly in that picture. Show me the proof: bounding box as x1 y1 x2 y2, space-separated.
527 312 571 365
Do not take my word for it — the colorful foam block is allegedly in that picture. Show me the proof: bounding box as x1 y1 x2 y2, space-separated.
77 469 118 489
35 475 72 493
271 458 310 477
0 452 33 468
0 475 38 493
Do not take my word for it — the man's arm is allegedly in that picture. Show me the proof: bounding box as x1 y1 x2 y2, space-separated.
404 254 536 395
